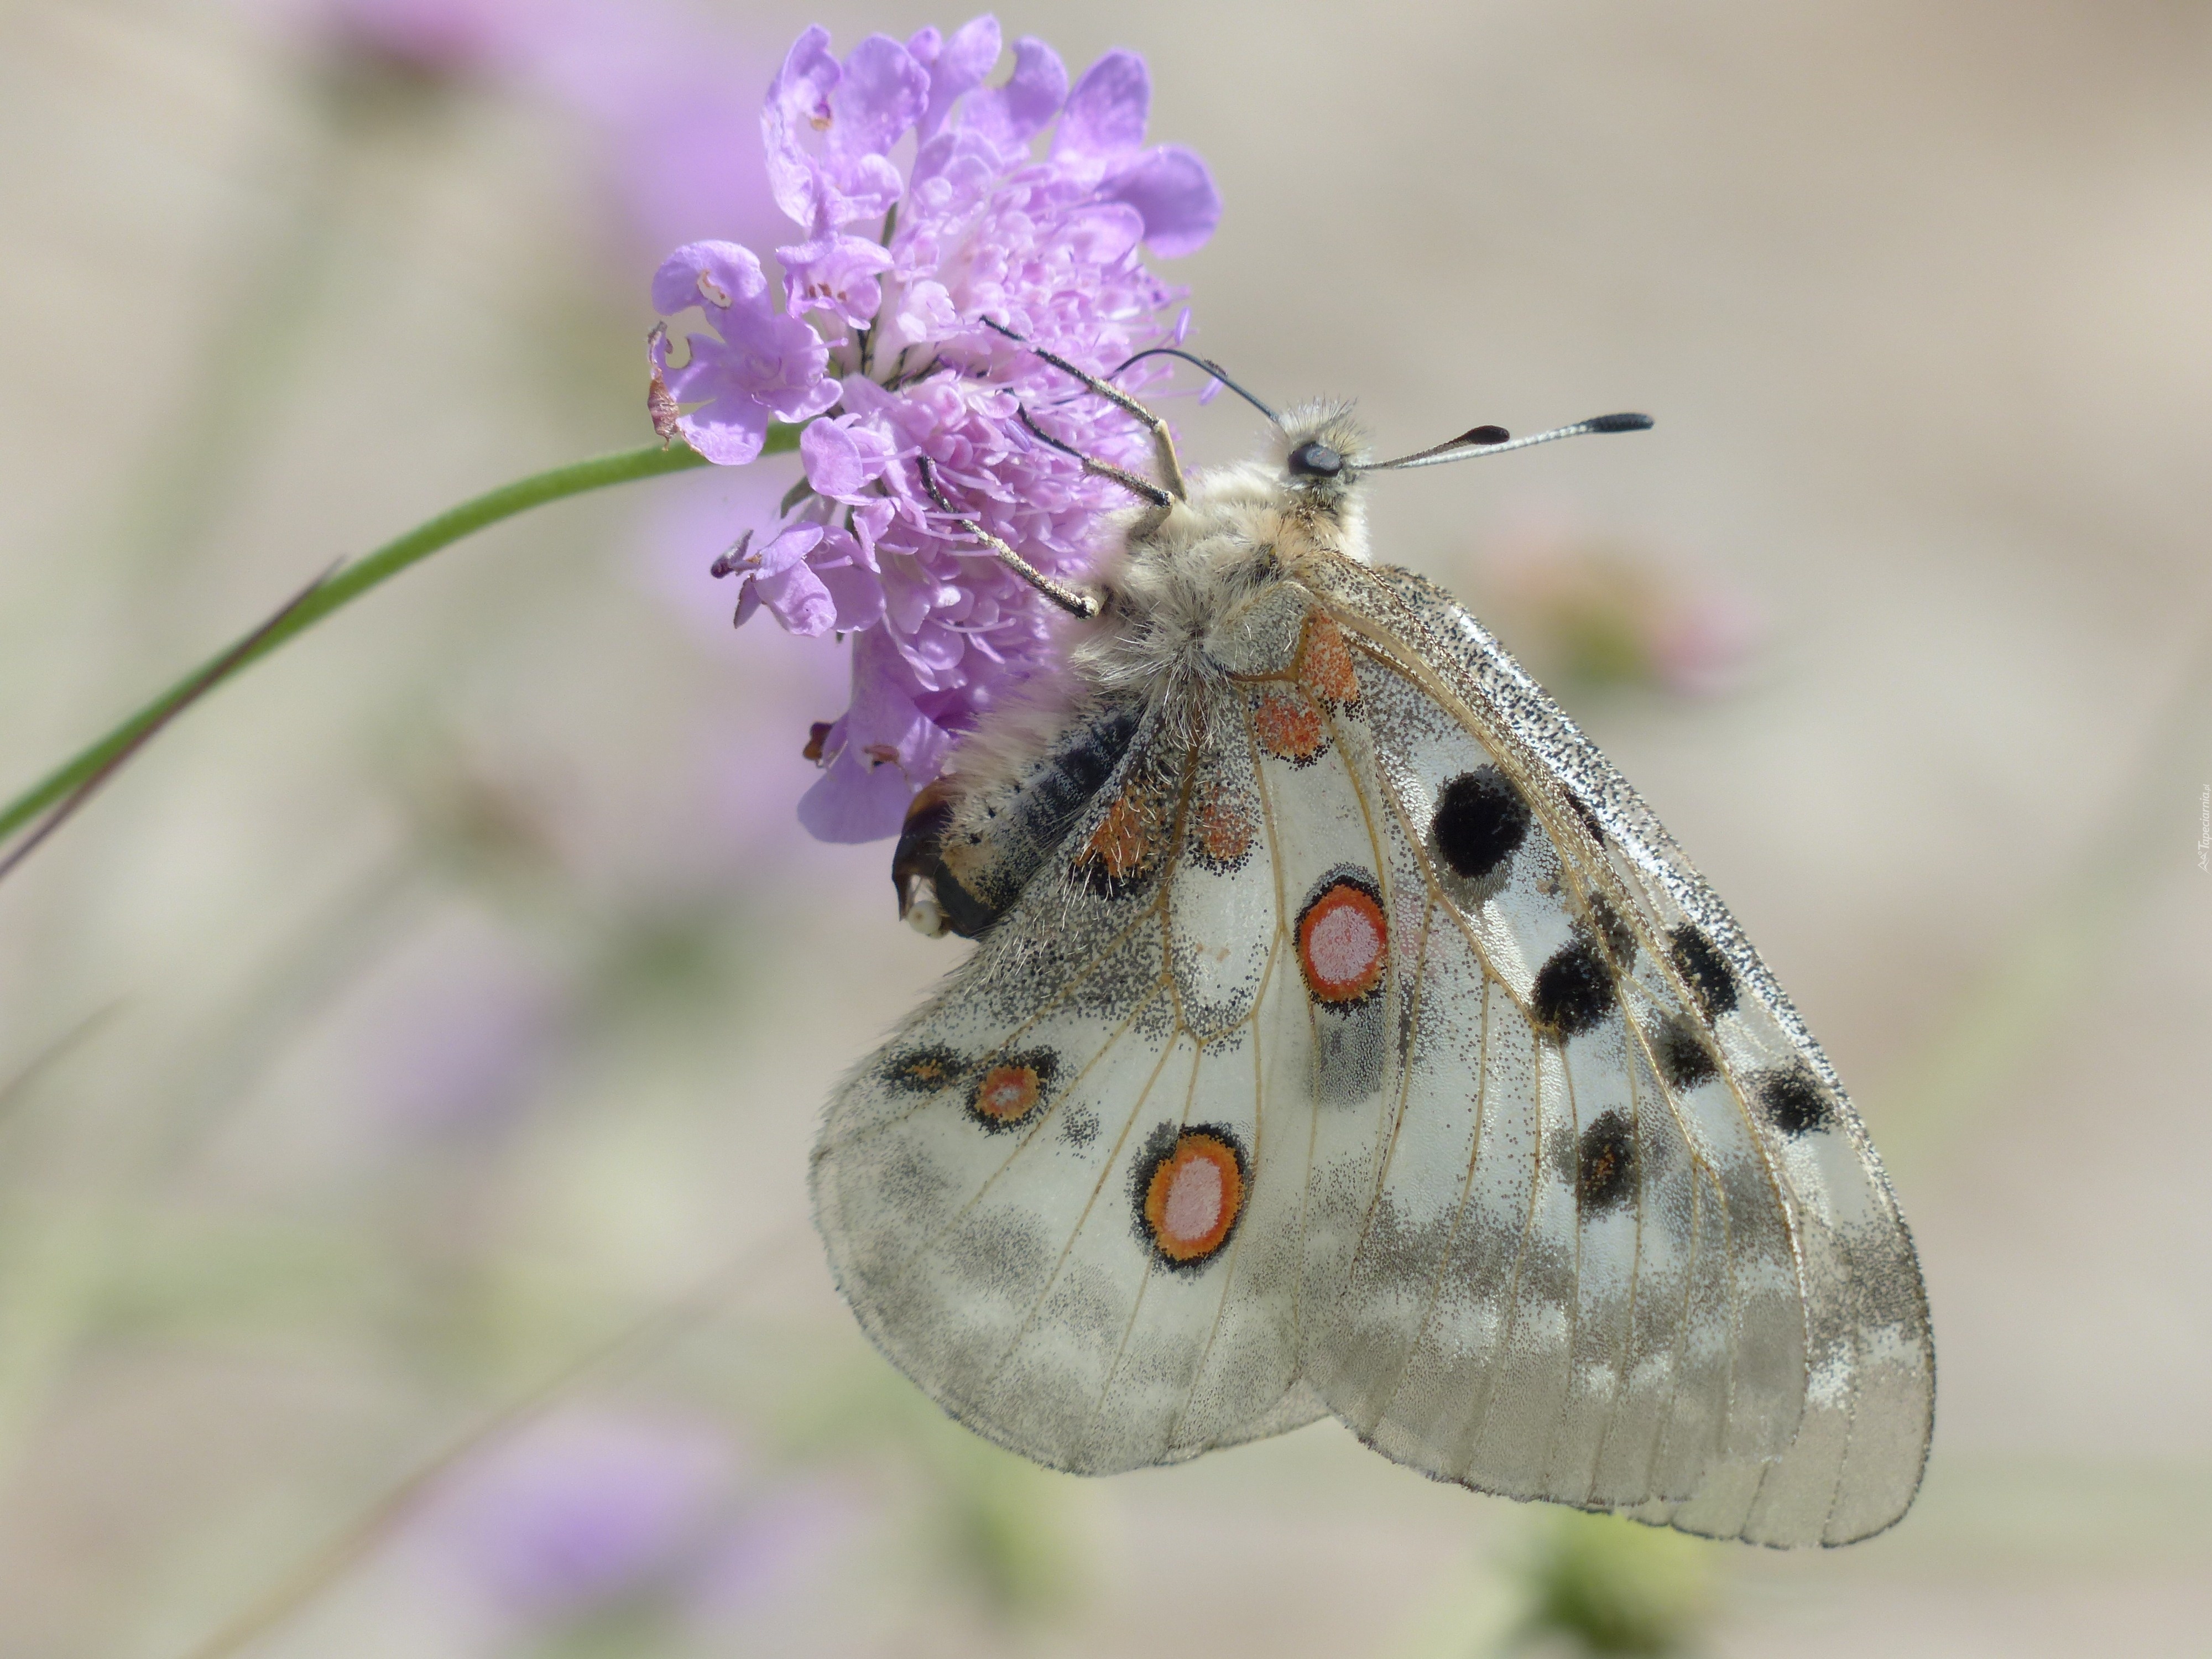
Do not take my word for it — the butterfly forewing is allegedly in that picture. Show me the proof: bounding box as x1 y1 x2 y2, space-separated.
1313 560 1933 1543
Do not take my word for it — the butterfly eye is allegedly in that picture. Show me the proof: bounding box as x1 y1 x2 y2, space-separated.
1286 441 1342 478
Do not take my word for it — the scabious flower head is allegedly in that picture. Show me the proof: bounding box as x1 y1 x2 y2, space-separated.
650 17 1220 841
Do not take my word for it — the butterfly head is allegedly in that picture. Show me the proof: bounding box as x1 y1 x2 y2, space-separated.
1273 401 1373 511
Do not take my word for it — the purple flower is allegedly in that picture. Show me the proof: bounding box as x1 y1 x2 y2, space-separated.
651 17 1222 841
412 1407 735 1624
286 0 541 79
650 242 842 464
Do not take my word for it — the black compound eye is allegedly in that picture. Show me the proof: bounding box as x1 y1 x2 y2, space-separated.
1287 441 1342 478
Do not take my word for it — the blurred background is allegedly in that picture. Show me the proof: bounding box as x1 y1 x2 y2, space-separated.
2 1 2209 1654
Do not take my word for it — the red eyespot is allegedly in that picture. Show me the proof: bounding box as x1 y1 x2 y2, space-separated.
1142 1130 1245 1264
1297 878 1387 1005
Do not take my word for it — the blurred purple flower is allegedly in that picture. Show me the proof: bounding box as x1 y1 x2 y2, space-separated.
265 0 787 254
295 0 537 78
415 1407 735 1624
349 910 568 1137
651 17 1222 841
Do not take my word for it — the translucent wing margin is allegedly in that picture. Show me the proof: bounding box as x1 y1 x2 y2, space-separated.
1306 559 1934 1546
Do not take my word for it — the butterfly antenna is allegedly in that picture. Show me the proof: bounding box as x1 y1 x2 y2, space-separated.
1368 412 1653 472
979 316 1186 499
1107 347 1279 423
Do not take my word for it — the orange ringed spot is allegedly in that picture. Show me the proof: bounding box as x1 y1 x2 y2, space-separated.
1141 1129 1246 1265
1253 688 1328 763
966 1049 1056 1131
1194 791 1255 870
1297 877 1388 1004
1296 615 1360 705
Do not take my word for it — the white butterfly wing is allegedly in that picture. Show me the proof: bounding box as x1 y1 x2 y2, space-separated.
1303 560 1934 1545
814 564 1930 1547
812 698 1336 1473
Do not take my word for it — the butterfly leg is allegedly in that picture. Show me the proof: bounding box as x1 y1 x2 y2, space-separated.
1016 405 1172 520
982 316 1187 500
914 458 1100 620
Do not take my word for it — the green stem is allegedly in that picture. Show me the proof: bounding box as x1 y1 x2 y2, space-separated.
0 430 792 847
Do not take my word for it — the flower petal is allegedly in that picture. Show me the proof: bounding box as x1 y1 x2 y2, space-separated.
753 521 824 576
763 27 840 227
1102 145 1220 258
796 748 917 843
755 559 838 636
962 36 1066 145
1053 49 1149 163
831 34 929 159
778 233 894 328
815 561 887 631
801 419 890 499
651 241 768 317
916 14 1001 142
675 394 770 466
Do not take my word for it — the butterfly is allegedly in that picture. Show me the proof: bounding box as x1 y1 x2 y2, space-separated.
810 338 1933 1548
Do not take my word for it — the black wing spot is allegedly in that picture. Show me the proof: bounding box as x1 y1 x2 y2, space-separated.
885 1044 966 1093
1589 893 1637 968
1757 1066 1834 1136
1432 766 1530 882
1531 932 1614 1040
1577 1110 1637 1213
1668 925 1738 1019
1652 1013 1718 1090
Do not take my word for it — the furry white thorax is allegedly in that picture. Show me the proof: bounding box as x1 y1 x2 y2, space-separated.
942 402 1373 804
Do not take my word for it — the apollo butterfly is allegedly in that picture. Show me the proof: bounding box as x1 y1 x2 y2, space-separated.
811 342 1932 1547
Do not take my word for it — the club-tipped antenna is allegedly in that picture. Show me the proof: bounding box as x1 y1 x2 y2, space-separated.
1368 412 1653 472
1108 347 1279 423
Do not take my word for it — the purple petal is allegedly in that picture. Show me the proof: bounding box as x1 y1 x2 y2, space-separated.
763 26 839 226
1053 50 1149 163
756 559 838 635
1102 145 1220 257
1052 201 1145 265
733 577 763 627
768 25 840 128
801 419 887 498
817 150 906 227
917 14 1001 141
754 521 824 575
797 748 916 842
778 232 893 328
962 36 1065 145
832 34 928 158
675 393 770 465
712 309 837 419
815 561 886 630
651 241 767 317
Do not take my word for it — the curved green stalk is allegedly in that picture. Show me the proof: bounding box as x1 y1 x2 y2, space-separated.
0 430 790 852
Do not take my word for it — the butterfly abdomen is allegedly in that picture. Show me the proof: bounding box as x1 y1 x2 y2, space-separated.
894 698 1146 938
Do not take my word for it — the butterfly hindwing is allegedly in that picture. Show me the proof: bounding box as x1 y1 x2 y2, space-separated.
814 700 1332 1473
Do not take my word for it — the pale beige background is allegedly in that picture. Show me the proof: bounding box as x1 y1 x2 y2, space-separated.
1 1 2208 1655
